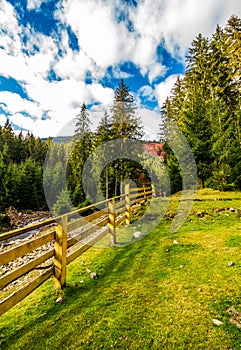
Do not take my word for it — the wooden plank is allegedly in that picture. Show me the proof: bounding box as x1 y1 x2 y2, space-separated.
68 218 87 232
67 225 97 248
66 229 108 265
0 218 56 242
131 198 145 205
85 210 107 222
116 216 126 226
61 214 68 234
125 183 131 225
67 217 109 249
0 267 53 317
68 199 109 218
97 217 109 227
130 192 146 199
0 248 54 290
116 207 126 216
130 187 146 192
0 231 55 266
54 225 67 290
67 210 107 232
108 199 116 246
145 190 153 196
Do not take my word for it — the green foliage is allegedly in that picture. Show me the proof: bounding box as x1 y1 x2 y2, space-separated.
0 122 49 212
68 80 146 204
52 188 73 216
161 15 241 192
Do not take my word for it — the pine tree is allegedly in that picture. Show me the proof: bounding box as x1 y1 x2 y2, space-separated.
94 111 112 199
52 188 73 216
75 103 92 136
68 103 93 205
111 79 143 140
109 80 144 195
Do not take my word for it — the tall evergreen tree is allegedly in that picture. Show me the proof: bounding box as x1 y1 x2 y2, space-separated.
68 103 93 205
111 79 143 140
110 79 143 195
75 103 92 136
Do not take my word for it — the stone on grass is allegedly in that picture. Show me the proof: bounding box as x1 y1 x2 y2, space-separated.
212 318 223 326
90 272 98 279
55 296 64 304
228 261 234 266
133 231 142 239
173 240 179 245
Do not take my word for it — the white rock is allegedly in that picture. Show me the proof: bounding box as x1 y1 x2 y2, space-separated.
173 240 179 245
90 272 98 279
55 296 64 304
133 231 142 239
212 318 223 326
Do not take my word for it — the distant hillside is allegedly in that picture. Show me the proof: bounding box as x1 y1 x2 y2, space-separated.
41 136 72 143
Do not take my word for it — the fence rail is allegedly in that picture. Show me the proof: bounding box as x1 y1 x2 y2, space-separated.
0 183 153 317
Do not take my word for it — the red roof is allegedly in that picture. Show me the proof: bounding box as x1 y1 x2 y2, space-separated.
144 142 163 158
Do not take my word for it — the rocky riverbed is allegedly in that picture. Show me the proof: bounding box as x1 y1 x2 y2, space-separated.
0 209 110 299
0 206 52 234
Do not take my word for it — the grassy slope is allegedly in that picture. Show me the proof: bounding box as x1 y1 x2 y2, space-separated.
1 190 241 349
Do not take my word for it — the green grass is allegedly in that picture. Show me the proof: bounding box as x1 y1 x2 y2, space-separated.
1 190 241 349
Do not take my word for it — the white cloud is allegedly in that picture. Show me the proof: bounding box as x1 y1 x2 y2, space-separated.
26 0 47 10
0 0 22 55
138 85 156 102
139 108 161 140
130 0 241 60
148 63 167 83
0 91 42 118
56 0 135 68
155 74 183 107
110 66 133 80
87 84 113 106
54 38 99 81
0 114 7 127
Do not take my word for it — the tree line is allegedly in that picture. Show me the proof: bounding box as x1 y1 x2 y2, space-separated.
0 80 151 216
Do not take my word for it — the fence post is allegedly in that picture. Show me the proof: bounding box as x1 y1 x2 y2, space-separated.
108 199 116 246
151 183 156 197
125 183 131 225
143 184 147 202
54 215 67 289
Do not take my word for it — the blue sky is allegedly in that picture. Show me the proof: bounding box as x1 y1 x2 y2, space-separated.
0 0 240 138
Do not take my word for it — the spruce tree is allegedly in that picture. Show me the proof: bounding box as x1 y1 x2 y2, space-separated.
68 103 93 205
110 80 143 195
111 79 143 140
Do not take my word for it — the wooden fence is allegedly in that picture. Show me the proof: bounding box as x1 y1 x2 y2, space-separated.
0 183 153 317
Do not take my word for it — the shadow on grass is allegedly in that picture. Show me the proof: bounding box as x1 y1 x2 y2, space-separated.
0 231 162 349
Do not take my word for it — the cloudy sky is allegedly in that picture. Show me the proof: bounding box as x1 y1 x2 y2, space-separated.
0 0 240 138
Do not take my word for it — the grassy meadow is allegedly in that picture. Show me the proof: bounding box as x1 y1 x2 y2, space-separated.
1 189 241 349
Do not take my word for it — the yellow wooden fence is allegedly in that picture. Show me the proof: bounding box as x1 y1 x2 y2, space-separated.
0 183 153 317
